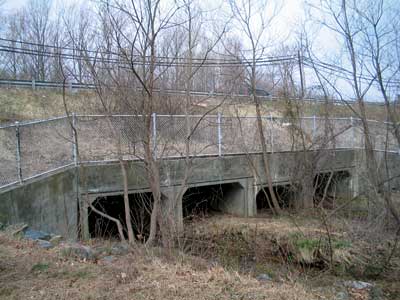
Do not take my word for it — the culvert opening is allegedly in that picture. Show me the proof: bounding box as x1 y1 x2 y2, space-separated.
313 170 350 207
256 185 294 212
88 192 153 241
182 183 243 220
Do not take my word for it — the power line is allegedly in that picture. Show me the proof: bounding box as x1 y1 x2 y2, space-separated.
2 37 398 87
0 44 298 68
0 37 299 66
302 58 400 87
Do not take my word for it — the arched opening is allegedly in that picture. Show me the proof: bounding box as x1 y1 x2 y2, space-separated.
256 185 294 213
182 182 244 221
88 192 153 241
313 170 351 208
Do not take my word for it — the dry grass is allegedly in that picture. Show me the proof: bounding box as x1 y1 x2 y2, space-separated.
0 86 392 123
182 212 400 299
1 213 399 299
0 230 323 300
0 87 100 122
188 212 336 237
222 98 391 121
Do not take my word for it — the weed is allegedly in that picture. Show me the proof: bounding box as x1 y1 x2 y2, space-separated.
295 238 320 251
31 262 49 273
332 240 352 249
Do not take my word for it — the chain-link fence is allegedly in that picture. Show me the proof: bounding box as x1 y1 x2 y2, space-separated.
76 115 147 162
0 125 19 187
0 114 398 189
18 117 74 179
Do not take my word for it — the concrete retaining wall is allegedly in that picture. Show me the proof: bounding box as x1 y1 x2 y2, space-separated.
0 168 78 238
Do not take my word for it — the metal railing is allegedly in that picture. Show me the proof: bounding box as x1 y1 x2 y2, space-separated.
0 114 398 190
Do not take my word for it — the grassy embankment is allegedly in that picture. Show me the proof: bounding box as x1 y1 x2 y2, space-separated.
0 86 392 123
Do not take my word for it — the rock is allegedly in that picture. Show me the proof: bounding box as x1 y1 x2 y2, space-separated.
111 243 130 256
61 243 96 261
256 273 272 282
24 229 51 241
12 224 28 236
92 246 111 257
49 235 63 246
102 256 116 263
344 280 373 290
36 239 54 249
335 291 349 300
343 280 383 300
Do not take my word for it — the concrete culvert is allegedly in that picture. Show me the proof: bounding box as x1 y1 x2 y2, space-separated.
256 185 294 212
182 182 245 220
88 192 153 241
313 171 351 208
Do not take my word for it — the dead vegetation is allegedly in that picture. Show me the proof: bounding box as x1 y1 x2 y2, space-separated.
1 210 399 299
0 227 322 300
0 86 392 124
181 212 400 299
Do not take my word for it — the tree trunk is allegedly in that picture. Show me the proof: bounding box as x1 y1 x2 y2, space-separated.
120 160 135 244
252 61 281 214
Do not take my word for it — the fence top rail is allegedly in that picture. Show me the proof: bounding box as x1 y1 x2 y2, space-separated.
75 114 219 118
0 115 68 129
0 113 395 129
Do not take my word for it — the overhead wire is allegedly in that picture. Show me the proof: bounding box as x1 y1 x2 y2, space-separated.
0 37 298 66
1 37 398 88
302 58 400 87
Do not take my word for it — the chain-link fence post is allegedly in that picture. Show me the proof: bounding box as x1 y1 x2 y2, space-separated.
15 121 22 183
269 115 274 153
152 112 157 158
313 115 316 141
217 112 222 156
72 113 78 166
350 116 354 148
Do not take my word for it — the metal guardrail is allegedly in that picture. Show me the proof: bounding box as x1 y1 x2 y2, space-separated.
0 79 96 90
0 114 397 190
0 78 386 106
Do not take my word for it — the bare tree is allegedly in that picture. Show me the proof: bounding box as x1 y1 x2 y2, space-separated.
228 0 282 214
24 0 53 81
60 3 94 83
357 0 400 144
356 0 400 225
310 0 400 225
75 0 186 246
